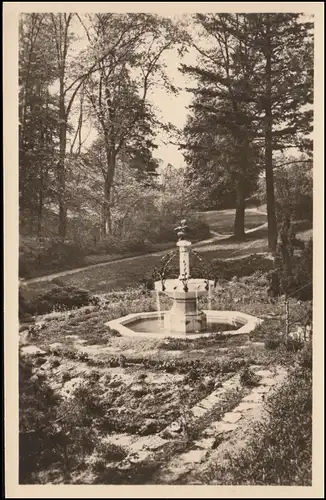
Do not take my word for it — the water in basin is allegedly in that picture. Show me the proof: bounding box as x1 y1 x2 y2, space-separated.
128 317 239 335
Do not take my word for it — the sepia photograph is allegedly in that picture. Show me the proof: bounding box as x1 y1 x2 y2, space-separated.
3 1 324 496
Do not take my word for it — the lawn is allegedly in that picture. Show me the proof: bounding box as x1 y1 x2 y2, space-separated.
198 208 267 235
23 232 271 297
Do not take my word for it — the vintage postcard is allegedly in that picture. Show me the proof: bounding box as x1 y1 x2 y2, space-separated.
3 2 324 498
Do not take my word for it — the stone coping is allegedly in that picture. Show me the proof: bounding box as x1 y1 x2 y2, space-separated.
106 310 263 339
154 279 215 298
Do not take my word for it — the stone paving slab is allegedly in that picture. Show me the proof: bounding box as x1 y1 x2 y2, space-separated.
222 412 242 424
128 450 152 463
256 369 273 377
194 437 216 450
179 449 209 464
191 406 208 418
21 345 46 355
204 421 238 436
233 401 261 412
142 435 169 451
243 391 264 402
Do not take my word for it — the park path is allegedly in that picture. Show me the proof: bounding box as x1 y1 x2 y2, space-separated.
22 211 268 286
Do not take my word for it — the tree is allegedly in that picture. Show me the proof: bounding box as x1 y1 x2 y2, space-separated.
19 14 59 236
181 13 313 247
248 14 313 250
82 13 186 235
180 14 262 239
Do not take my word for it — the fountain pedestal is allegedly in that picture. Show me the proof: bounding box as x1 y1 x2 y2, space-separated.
164 296 207 334
155 219 213 335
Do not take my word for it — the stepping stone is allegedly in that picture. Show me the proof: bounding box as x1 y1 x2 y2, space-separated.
128 450 152 463
49 342 63 349
104 433 135 448
256 369 273 377
194 437 216 450
214 422 238 433
191 406 207 418
51 382 62 390
233 401 260 412
129 436 155 453
243 392 263 403
260 378 276 386
222 412 242 423
143 435 168 451
179 449 208 464
198 399 215 411
21 345 46 355
204 393 222 405
202 427 216 437
223 379 238 389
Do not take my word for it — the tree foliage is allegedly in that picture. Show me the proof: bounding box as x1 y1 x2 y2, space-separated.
181 13 313 246
19 13 188 242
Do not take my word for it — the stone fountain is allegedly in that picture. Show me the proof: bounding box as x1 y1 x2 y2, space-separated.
154 219 214 334
106 219 262 338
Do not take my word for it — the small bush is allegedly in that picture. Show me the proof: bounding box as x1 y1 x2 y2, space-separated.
270 222 312 301
284 336 305 352
240 366 260 387
264 336 282 350
297 342 312 369
19 283 96 317
211 255 273 282
19 239 87 278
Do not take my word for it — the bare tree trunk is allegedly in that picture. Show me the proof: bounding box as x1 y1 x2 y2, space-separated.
102 184 112 236
264 15 278 252
58 91 67 241
234 179 246 240
102 148 116 236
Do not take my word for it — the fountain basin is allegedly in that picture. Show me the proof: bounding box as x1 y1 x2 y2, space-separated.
106 310 263 339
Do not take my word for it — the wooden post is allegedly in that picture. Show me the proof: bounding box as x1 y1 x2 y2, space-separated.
285 295 289 345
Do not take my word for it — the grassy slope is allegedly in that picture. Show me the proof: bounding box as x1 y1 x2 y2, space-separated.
198 208 266 235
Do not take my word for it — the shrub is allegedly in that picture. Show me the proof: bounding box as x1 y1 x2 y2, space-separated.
264 335 282 350
297 342 312 369
19 239 87 278
239 366 260 387
211 255 273 282
270 218 312 301
19 354 62 483
284 336 305 352
19 283 96 317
